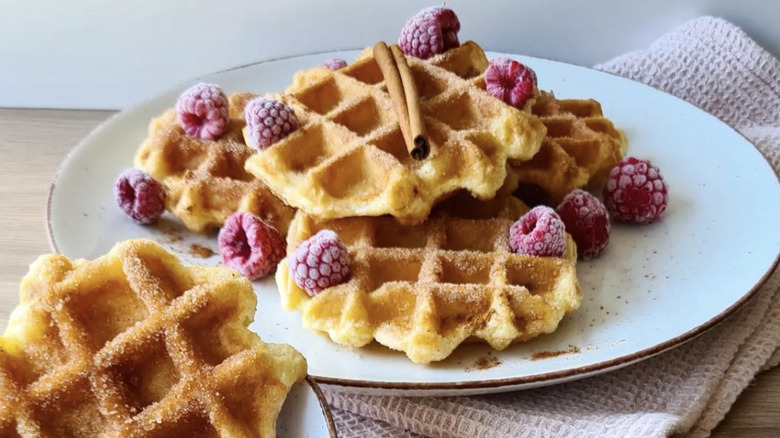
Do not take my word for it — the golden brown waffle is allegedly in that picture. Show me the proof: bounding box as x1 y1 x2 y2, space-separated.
0 240 306 437
512 91 628 206
244 41 546 225
276 195 581 364
135 92 296 234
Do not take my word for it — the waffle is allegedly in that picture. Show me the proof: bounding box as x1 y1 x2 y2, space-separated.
244 41 547 225
276 195 581 364
512 91 628 206
135 92 296 234
0 240 306 437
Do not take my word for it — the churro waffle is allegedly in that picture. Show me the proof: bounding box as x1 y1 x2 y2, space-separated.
244 41 546 224
512 91 627 205
135 92 295 234
0 240 306 437
277 195 581 364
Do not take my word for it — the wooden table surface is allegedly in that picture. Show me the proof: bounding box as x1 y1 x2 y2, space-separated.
0 108 778 436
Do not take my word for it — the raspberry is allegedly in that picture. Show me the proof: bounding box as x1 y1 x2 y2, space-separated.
398 6 461 59
289 230 350 296
509 206 567 257
484 58 536 108
322 58 347 70
114 169 165 225
218 212 285 280
244 97 299 150
175 83 229 140
556 189 610 259
603 157 669 224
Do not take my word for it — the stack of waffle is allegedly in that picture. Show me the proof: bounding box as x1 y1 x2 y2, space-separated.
133 41 626 364
251 41 609 365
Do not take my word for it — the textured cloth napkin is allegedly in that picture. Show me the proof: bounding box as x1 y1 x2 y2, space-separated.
323 16 780 438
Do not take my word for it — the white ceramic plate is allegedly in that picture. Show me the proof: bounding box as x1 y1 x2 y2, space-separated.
279 378 337 438
48 49 780 396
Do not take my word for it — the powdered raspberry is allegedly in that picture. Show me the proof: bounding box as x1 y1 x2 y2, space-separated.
115 169 165 225
322 58 347 70
244 97 299 150
603 157 669 224
289 230 350 296
509 206 567 257
484 58 536 108
218 212 285 280
398 6 461 59
175 82 229 140
556 189 610 259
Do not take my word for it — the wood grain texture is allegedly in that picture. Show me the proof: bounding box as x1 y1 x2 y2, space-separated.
0 108 776 437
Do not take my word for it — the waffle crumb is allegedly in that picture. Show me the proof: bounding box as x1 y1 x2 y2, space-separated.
189 243 215 258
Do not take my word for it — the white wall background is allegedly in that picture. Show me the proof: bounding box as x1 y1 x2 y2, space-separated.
2 0 779 109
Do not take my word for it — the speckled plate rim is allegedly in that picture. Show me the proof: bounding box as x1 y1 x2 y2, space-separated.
305 376 339 437
44 47 780 393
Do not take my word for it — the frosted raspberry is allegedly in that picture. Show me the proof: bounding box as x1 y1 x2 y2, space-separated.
556 189 610 259
509 206 567 257
484 58 536 108
218 212 285 280
244 97 299 150
322 59 347 70
289 230 350 296
115 169 165 225
398 6 461 59
603 157 669 224
175 83 229 140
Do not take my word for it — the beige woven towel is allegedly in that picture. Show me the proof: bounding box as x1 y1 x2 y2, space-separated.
323 16 780 438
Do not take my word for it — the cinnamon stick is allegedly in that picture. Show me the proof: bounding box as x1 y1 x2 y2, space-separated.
390 44 429 160
372 41 430 160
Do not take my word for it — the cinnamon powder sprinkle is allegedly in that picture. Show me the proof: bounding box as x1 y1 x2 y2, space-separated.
469 353 501 371
189 244 215 258
531 346 581 360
